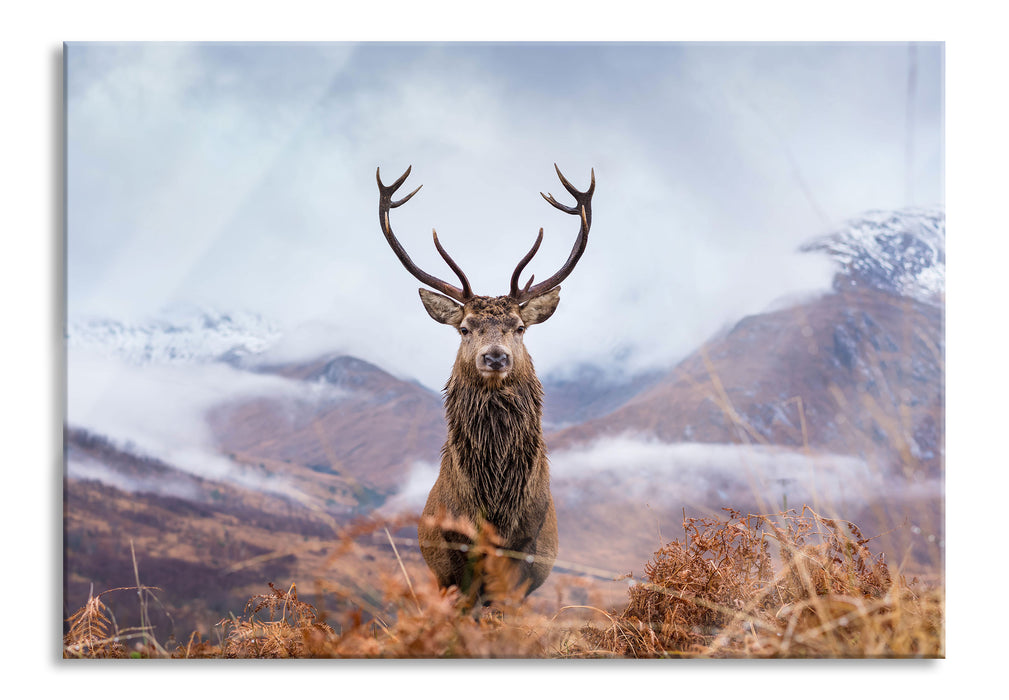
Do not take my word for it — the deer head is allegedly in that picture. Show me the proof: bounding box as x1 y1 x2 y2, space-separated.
376 164 595 386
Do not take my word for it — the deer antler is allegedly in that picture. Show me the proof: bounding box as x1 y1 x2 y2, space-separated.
510 164 595 302
377 166 473 302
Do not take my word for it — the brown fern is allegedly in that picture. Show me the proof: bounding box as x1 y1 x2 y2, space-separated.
576 507 942 658
64 592 125 658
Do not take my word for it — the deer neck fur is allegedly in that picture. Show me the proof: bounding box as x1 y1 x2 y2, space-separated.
442 358 548 540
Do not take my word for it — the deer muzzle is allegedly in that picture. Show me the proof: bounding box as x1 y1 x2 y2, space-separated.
478 345 511 375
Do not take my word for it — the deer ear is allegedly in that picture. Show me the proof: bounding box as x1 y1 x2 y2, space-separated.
419 289 465 326
519 287 561 326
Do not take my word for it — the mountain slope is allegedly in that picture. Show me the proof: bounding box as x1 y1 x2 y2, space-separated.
549 285 943 477
64 427 350 637
541 364 666 430
550 207 945 478
206 353 447 498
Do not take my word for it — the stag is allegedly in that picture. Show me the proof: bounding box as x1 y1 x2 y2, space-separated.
376 164 594 603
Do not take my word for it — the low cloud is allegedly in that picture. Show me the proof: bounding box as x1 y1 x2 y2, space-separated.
549 434 942 515
379 459 440 516
378 432 943 525
66 456 204 501
67 349 351 494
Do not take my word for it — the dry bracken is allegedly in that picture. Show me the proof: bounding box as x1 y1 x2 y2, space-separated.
64 506 943 659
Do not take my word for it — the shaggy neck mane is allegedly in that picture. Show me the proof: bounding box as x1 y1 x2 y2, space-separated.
443 363 546 536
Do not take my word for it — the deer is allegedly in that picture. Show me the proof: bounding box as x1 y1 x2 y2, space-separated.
376 164 594 604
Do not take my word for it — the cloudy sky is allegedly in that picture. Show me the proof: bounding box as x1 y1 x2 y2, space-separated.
66 42 943 389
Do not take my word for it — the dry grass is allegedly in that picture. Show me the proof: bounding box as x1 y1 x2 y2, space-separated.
63 506 943 659
575 507 943 658
63 584 162 659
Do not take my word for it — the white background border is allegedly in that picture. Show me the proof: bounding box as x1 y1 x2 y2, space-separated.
4 0 1001 693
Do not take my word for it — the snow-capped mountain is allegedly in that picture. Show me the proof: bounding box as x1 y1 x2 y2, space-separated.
801 207 945 304
68 306 281 365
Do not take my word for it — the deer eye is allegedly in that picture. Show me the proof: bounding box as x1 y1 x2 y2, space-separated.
459 327 469 336
515 326 525 334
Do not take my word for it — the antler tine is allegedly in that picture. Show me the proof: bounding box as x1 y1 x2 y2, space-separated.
433 229 473 300
556 162 595 198
511 165 595 302
509 228 543 298
541 164 595 215
377 166 423 208
377 166 472 302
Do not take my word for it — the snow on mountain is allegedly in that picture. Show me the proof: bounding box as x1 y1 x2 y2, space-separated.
800 207 945 304
68 306 281 365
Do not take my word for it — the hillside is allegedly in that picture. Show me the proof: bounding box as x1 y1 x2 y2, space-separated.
551 285 942 473
540 364 666 430
64 428 427 637
207 353 446 497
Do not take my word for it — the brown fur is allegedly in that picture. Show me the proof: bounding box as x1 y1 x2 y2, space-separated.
417 291 560 603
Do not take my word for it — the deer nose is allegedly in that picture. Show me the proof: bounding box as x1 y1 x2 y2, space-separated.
482 349 510 371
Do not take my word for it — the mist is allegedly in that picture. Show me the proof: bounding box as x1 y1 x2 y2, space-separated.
66 42 943 391
66 348 353 495
382 433 944 531
548 434 942 513
66 455 205 502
